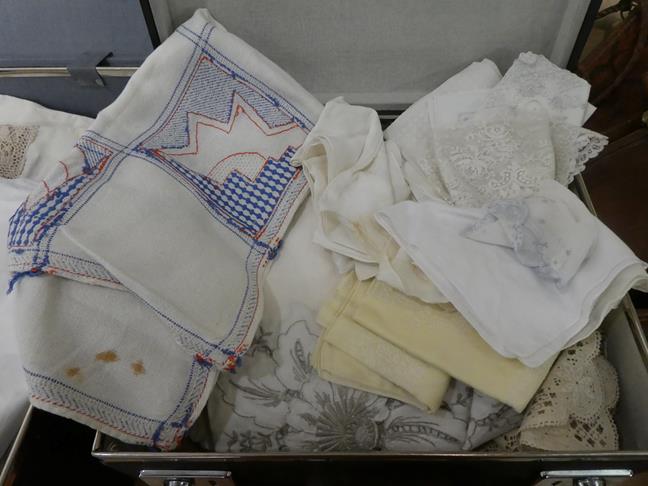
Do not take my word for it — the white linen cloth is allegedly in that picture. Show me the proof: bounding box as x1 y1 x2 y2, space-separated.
0 95 92 457
262 197 342 324
6 9 322 449
291 98 447 303
385 59 502 202
376 180 648 367
291 97 410 269
464 187 598 287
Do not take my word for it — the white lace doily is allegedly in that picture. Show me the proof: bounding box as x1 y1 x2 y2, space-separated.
490 331 620 451
0 125 38 179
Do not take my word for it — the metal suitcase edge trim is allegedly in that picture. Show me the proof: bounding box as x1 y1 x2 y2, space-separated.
0 407 32 484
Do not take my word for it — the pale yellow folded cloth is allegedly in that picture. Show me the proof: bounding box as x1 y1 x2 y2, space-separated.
314 274 556 412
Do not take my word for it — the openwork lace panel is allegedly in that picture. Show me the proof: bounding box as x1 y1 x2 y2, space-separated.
488 331 619 451
0 125 38 179
433 113 555 207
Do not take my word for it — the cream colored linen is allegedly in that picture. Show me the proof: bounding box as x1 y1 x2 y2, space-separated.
314 274 555 412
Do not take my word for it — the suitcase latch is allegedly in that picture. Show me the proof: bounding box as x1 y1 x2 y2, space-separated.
66 51 112 87
538 469 633 486
139 469 235 486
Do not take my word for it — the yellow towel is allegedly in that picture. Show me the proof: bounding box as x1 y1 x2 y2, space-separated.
314 274 555 412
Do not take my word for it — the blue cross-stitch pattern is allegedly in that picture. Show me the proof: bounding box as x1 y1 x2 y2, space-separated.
143 55 300 152
76 137 113 172
9 174 88 249
151 146 297 236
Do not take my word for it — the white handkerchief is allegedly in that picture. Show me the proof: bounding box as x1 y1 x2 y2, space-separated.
292 97 409 265
464 182 599 287
376 181 648 367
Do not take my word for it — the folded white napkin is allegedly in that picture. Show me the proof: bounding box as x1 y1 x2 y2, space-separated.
7 9 322 448
376 181 648 367
291 97 409 265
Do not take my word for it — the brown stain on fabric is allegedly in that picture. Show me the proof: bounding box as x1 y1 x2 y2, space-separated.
95 350 119 363
131 360 145 376
65 367 81 378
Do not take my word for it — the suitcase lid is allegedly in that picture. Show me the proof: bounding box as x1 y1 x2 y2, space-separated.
0 0 158 68
159 0 599 109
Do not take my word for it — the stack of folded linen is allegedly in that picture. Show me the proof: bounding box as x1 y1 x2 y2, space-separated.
292 52 647 452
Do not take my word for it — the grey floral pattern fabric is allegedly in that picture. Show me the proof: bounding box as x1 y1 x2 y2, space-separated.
203 305 520 452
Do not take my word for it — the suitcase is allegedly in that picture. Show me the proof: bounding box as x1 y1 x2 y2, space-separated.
0 0 160 117
4 1 648 484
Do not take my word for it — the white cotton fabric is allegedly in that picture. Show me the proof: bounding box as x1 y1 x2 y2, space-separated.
0 180 34 458
291 97 410 265
376 180 648 367
262 197 342 324
463 183 599 287
385 59 502 202
6 9 322 448
0 96 92 457
291 97 448 304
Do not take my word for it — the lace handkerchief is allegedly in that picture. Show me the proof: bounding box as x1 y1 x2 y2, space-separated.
484 52 607 185
7 10 321 448
426 53 607 207
433 111 555 207
485 52 591 125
